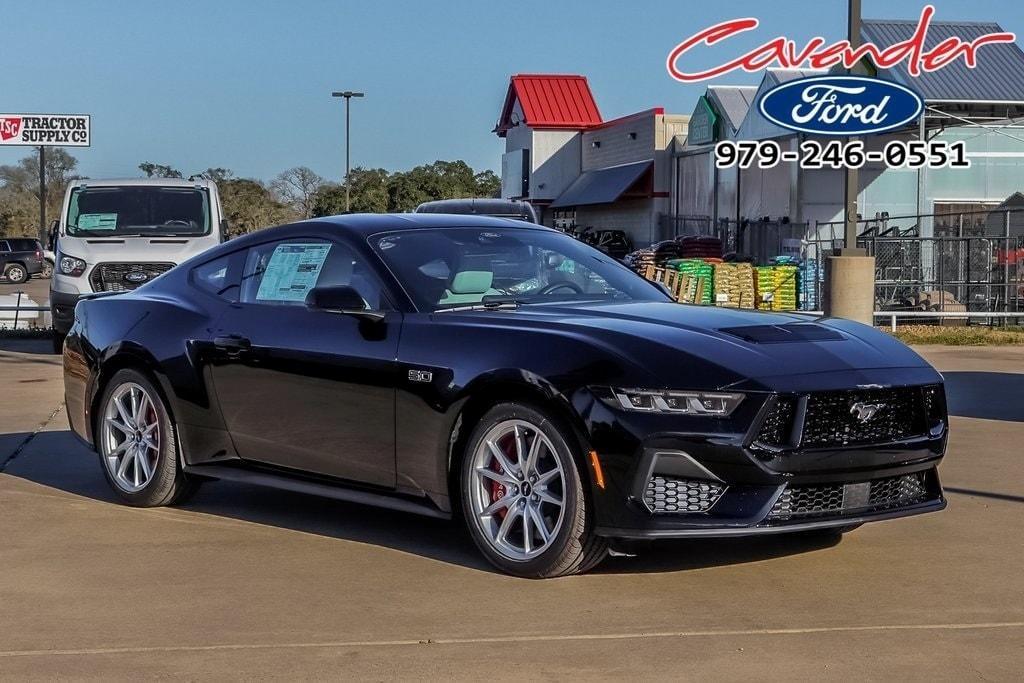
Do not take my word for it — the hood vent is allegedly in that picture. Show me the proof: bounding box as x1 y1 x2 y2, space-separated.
719 324 844 344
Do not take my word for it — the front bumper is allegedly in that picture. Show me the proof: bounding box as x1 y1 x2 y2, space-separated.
578 378 948 540
50 288 81 334
591 443 945 539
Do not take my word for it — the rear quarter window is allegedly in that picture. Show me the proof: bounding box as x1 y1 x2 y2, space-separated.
191 251 243 302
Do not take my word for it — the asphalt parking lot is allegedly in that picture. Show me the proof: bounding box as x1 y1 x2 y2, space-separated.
1 340 1022 680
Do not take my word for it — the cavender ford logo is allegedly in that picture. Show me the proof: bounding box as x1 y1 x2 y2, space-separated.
666 5 1015 83
850 401 887 423
758 75 924 136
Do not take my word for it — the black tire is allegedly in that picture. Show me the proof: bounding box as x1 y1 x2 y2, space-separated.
3 263 28 284
42 259 54 278
52 332 65 355
460 402 607 578
95 368 199 507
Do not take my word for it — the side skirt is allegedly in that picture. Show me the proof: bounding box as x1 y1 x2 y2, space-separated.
183 464 451 520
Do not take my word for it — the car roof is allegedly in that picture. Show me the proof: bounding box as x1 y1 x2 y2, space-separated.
69 177 218 189
202 213 556 257
308 212 552 236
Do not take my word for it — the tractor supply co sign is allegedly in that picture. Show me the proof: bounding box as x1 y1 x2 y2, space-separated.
0 114 90 146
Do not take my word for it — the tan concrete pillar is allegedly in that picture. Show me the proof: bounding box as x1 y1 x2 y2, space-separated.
824 256 875 325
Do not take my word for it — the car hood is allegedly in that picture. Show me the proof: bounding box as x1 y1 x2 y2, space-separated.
454 300 938 392
59 235 220 265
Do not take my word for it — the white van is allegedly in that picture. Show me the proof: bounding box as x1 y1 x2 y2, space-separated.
50 177 226 350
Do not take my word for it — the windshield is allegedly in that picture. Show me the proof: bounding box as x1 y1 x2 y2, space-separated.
371 227 667 311
66 186 211 237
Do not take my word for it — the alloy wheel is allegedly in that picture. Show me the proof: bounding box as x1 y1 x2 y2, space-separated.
101 382 161 493
7 266 25 282
469 419 567 561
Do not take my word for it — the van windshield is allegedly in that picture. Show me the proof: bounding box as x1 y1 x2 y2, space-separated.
66 186 211 237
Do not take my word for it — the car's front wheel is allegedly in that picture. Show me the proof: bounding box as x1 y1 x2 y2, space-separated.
461 403 607 578
96 369 198 506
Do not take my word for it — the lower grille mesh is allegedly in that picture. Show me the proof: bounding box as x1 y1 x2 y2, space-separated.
768 473 929 521
643 476 725 514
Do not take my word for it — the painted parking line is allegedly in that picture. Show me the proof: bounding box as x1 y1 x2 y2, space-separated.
3 621 1023 659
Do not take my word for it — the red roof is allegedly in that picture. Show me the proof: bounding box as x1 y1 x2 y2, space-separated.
494 74 602 136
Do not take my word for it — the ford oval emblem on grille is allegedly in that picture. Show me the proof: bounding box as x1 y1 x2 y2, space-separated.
124 271 149 283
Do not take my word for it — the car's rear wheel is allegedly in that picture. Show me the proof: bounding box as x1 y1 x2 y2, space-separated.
96 369 198 506
3 263 28 284
42 259 54 278
461 403 607 578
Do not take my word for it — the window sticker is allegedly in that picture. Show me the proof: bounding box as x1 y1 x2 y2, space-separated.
78 213 118 230
255 243 331 303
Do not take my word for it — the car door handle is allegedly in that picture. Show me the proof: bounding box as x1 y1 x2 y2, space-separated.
213 335 251 352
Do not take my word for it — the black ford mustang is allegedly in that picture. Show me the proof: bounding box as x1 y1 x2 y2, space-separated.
63 214 947 578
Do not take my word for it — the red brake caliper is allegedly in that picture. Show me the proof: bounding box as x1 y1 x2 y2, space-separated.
488 435 514 520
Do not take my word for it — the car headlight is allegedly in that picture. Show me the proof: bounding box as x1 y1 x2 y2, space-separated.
58 254 87 277
599 388 744 417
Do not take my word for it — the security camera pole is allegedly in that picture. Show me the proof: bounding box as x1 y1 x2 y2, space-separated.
331 90 364 213
824 0 875 324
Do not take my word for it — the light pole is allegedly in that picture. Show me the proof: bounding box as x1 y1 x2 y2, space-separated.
331 90 364 213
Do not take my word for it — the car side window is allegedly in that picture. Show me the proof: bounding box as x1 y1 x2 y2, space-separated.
239 238 388 309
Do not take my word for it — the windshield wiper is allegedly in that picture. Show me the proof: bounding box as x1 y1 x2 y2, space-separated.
435 301 521 313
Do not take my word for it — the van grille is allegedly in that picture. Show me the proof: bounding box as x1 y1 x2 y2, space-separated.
90 262 174 292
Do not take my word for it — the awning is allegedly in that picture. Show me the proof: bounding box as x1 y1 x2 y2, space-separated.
551 160 652 208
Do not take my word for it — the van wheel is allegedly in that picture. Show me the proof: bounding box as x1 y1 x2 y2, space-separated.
3 263 28 284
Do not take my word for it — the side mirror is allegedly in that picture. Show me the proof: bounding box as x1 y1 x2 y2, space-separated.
219 219 230 242
306 285 385 322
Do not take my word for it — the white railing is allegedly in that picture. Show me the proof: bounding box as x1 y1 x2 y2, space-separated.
0 291 49 330
874 310 1024 332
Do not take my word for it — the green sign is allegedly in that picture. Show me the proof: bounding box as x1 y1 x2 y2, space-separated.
688 95 719 146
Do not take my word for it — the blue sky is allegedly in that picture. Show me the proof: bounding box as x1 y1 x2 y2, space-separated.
1 0 1021 182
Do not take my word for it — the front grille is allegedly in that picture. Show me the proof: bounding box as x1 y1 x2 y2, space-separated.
801 387 926 448
768 472 929 521
90 262 174 292
643 476 725 513
754 386 940 451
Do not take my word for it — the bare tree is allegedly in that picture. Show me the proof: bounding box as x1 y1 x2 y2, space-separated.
271 166 325 219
